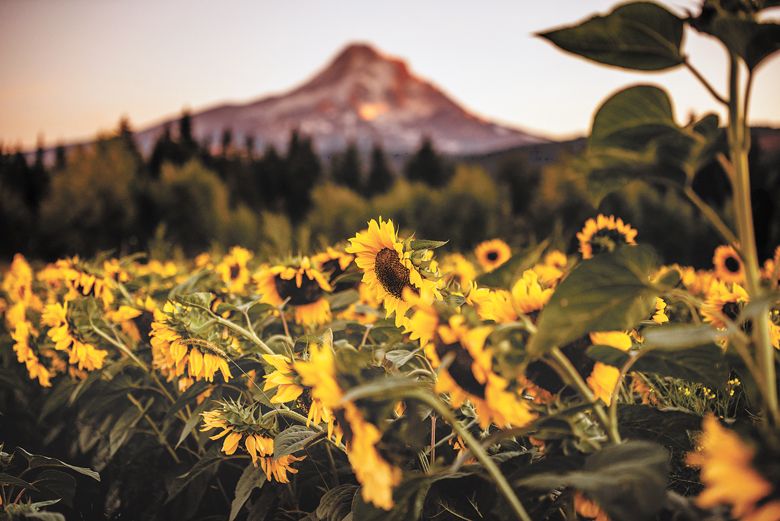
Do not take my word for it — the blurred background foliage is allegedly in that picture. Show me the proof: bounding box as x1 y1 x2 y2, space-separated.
1 111 778 266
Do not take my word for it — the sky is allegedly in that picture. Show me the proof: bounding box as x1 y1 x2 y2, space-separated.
1 0 779 148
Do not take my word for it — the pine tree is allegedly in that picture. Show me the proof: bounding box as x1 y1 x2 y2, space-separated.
365 143 394 196
404 137 447 187
331 142 362 190
285 130 321 222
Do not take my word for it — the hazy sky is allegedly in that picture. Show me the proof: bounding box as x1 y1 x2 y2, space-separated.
1 0 779 148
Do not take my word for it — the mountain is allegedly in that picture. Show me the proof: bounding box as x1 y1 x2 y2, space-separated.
133 43 547 156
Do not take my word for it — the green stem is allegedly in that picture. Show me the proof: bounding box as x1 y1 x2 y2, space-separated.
126 393 181 463
550 348 621 444
726 54 779 425
408 391 532 521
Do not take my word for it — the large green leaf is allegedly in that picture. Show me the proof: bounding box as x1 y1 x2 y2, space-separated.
586 342 728 388
538 2 684 71
518 441 669 521
274 425 320 458
590 85 677 149
528 246 659 357
229 463 266 521
16 448 100 482
698 15 780 70
315 484 358 521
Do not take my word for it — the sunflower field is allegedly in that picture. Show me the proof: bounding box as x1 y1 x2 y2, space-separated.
3 2 780 521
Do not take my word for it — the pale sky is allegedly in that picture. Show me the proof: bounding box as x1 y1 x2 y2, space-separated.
1 0 779 148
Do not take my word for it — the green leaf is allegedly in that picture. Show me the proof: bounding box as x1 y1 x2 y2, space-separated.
176 398 212 449
22 512 66 521
327 289 360 311
518 441 669 521
590 85 677 149
0 472 33 488
698 16 780 70
339 376 424 404
274 425 320 458
31 469 76 507
229 463 266 521
384 349 419 368
166 449 221 502
315 484 358 521
528 246 659 357
587 343 728 388
538 2 684 71
16 448 100 482
409 239 448 250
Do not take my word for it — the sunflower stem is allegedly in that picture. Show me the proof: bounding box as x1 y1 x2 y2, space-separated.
408 391 533 521
726 53 779 426
550 347 621 444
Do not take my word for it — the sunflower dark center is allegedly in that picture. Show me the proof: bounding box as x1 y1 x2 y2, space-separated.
229 264 241 280
590 229 627 255
435 342 486 398
725 256 741 273
274 275 323 306
721 301 742 322
374 248 411 298
486 251 499 261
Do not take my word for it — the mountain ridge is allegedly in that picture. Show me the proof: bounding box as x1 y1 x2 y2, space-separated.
129 42 547 156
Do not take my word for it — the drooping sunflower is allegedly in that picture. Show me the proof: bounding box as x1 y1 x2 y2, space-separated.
428 315 536 429
346 218 439 328
762 246 780 286
11 320 52 387
42 301 108 372
687 415 780 521
149 301 232 385
586 331 633 405
577 214 638 259
474 239 511 272
201 404 306 483
255 257 333 327
215 246 253 293
294 340 401 510
713 245 744 284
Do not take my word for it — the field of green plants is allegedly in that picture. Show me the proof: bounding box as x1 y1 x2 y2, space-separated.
2 2 780 521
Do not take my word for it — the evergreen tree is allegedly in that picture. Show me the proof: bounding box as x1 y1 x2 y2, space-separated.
148 124 175 178
54 144 67 170
498 158 539 215
220 128 233 157
365 143 394 196
285 130 321 223
331 142 362 190
404 137 447 187
26 138 50 211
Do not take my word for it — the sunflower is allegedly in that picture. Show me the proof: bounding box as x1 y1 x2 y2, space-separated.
215 246 253 293
577 214 638 260
11 320 52 387
474 239 511 272
294 340 401 510
42 302 107 372
255 257 333 327
312 247 355 290
481 270 553 324
201 405 305 483
532 250 568 286
346 218 439 328
701 280 749 330
586 331 632 405
149 301 232 384
574 492 610 521
440 253 477 289
261 354 304 404
430 315 535 429
1 254 42 311
713 245 744 283
652 297 669 324
687 415 780 521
